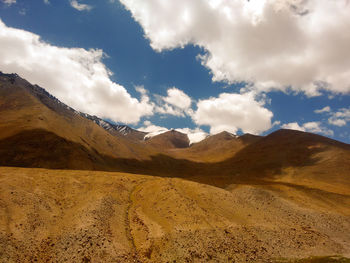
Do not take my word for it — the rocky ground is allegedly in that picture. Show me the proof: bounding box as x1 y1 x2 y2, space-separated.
0 167 349 262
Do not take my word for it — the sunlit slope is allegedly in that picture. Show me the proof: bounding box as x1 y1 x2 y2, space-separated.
0 167 349 262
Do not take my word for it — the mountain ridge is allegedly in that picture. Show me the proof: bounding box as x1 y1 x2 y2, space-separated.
1 71 350 176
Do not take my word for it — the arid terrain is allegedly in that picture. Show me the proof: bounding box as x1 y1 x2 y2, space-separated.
1 167 350 263
0 72 350 262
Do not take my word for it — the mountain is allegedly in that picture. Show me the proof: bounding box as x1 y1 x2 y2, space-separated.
167 131 261 162
0 72 157 170
0 72 146 141
145 129 190 149
1 72 350 182
191 129 350 195
1 72 350 262
1 72 350 180
79 113 147 141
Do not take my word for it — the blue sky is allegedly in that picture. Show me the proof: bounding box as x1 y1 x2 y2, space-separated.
1 0 349 143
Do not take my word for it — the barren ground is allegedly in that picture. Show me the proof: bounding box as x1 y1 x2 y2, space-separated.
1 167 349 263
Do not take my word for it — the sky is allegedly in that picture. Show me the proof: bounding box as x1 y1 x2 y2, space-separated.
0 0 350 143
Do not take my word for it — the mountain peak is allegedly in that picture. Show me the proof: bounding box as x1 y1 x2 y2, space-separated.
145 129 190 149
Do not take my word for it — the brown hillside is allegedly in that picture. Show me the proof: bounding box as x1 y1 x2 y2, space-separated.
0 73 157 167
145 130 190 149
191 129 350 196
168 131 261 162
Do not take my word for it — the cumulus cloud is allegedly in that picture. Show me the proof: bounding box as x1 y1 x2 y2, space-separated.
43 0 50 4
193 92 273 134
155 87 193 117
163 88 191 110
155 104 185 117
314 106 331 114
282 121 333 136
2 0 16 5
0 19 154 124
120 0 350 96
70 0 92 11
328 107 350 127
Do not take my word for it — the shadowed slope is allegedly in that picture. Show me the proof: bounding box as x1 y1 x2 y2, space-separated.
0 129 108 170
0 128 202 175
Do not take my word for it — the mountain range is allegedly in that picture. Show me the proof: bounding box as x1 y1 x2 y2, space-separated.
0 72 349 262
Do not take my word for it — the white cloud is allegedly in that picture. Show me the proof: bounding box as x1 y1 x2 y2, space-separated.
155 103 185 117
163 87 191 110
120 0 350 96
193 92 273 134
314 106 331 114
303 122 333 136
282 121 333 136
2 0 16 5
70 0 92 11
328 107 350 127
175 127 208 144
328 118 346 127
282 122 304 131
43 0 50 4
332 108 350 119
0 19 154 124
313 106 349 127
272 120 281 127
155 87 193 117
139 121 169 139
